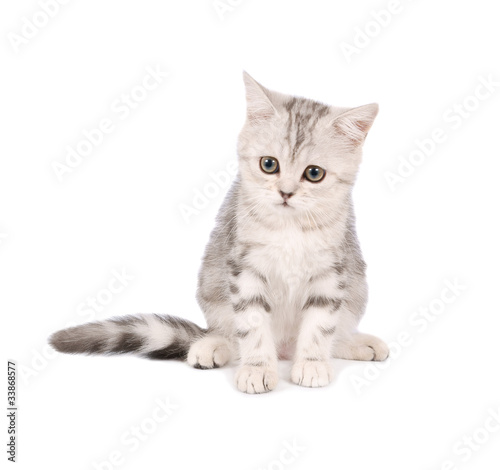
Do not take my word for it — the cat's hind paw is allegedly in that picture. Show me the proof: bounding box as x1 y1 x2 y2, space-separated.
187 336 231 369
333 333 389 362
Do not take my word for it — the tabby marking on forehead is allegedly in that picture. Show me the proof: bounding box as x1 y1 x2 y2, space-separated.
284 97 330 161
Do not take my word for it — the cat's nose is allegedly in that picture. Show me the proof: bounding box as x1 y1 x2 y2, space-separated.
279 190 294 201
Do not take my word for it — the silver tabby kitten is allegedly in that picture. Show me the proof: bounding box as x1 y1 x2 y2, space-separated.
50 72 389 393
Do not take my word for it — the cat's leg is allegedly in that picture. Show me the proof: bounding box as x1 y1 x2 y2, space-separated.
230 267 278 394
234 310 278 393
319 255 388 361
291 298 340 387
187 334 233 369
333 332 389 361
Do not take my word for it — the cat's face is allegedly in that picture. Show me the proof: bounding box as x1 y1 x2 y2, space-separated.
237 73 378 225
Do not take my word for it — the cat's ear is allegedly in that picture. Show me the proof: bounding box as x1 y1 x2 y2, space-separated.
332 103 379 146
242 71 279 122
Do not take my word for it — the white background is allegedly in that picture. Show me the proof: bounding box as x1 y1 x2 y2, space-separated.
1 1 499 469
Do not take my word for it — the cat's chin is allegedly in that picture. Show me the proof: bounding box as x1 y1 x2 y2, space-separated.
272 202 300 217
270 202 310 219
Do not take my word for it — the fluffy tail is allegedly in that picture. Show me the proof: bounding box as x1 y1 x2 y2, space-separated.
49 314 206 360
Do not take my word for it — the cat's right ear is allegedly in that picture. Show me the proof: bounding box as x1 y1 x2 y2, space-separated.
243 71 279 123
332 103 379 147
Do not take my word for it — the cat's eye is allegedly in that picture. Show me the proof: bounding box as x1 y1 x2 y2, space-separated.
304 165 325 183
260 157 279 174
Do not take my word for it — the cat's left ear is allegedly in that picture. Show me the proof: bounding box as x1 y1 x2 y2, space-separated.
242 71 279 123
332 103 379 146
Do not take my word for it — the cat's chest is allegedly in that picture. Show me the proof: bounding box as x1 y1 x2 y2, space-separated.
245 227 334 285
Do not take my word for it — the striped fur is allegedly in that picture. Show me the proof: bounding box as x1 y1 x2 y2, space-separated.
50 314 205 360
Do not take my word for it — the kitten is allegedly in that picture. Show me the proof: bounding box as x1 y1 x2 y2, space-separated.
50 72 389 393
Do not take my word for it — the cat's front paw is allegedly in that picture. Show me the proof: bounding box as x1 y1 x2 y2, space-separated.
235 364 278 394
291 360 333 388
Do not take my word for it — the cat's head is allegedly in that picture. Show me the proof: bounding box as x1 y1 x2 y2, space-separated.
237 72 378 225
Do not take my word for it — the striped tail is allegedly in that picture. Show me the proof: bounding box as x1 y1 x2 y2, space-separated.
49 314 206 360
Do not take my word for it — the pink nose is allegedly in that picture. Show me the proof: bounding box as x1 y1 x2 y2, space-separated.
279 190 294 201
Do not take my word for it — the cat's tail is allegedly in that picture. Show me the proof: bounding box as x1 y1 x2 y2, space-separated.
49 314 206 359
